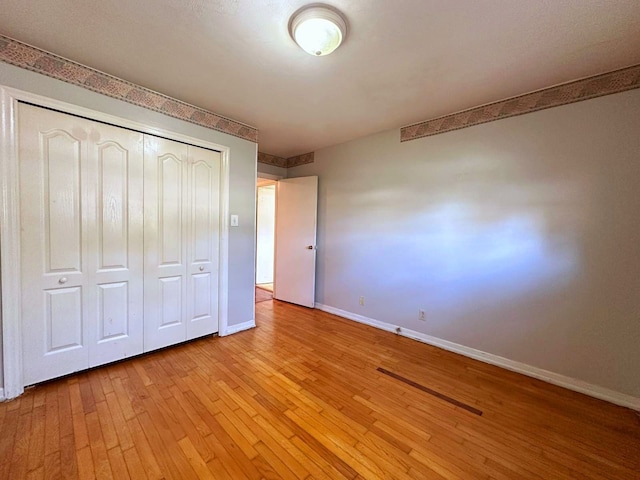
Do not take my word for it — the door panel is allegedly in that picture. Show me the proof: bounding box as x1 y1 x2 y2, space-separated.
159 276 183 327
274 176 318 308
144 136 189 351
186 146 220 339
160 154 184 265
97 282 129 341
43 131 83 273
192 160 213 262
89 123 144 367
19 103 221 385
20 104 145 382
97 142 129 270
45 287 83 353
19 104 90 385
192 273 212 319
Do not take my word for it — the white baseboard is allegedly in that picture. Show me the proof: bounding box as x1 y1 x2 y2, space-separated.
0 388 4 402
222 320 256 336
315 303 640 411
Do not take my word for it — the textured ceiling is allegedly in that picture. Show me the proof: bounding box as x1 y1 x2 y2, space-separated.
1 0 639 157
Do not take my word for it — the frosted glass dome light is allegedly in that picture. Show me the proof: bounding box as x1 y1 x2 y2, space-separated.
289 5 347 56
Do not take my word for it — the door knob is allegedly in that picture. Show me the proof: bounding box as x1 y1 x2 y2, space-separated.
199 266 204 271
58 277 68 284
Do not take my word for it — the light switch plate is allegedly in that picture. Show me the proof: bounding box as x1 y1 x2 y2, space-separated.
230 214 239 227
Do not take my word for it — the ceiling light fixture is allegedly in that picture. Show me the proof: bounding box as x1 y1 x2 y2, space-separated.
289 5 347 56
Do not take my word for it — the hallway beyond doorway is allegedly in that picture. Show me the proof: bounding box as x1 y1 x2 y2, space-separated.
257 283 273 292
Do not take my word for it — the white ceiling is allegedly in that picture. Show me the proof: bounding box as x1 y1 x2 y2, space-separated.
1 1 639 158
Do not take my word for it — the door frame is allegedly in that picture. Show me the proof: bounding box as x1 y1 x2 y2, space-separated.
0 85 231 400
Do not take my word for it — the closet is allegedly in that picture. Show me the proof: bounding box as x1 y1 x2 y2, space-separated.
18 103 221 386
143 136 220 351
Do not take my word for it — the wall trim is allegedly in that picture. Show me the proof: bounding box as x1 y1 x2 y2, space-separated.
221 320 256 336
258 152 288 168
0 86 24 400
287 151 314 168
315 303 640 411
0 34 258 143
0 388 5 402
258 151 315 169
401 64 640 142
217 140 232 344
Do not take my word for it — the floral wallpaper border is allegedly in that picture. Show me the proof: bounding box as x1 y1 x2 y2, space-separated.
258 151 314 168
257 152 288 168
7 34 636 153
401 64 640 142
287 152 314 168
0 34 258 143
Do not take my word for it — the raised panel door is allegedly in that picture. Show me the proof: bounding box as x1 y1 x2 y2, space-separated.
19 104 90 385
186 146 220 339
19 103 221 383
143 136 189 351
19 104 145 383
274 176 318 308
88 124 144 367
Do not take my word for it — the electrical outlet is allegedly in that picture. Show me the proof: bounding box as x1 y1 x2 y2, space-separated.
418 310 426 321
359 296 365 306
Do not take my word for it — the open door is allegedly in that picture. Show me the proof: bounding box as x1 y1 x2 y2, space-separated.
274 176 318 307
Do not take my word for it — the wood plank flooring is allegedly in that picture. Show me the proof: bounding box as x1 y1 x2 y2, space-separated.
1 299 639 479
255 287 273 303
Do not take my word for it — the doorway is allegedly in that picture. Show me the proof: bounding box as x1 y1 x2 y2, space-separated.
256 176 278 303
255 173 318 307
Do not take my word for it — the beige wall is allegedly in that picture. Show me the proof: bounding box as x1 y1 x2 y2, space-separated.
0 62 258 392
257 162 287 178
289 89 640 398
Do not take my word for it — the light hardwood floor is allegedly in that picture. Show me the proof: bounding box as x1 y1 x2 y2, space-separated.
255 287 273 304
256 283 274 293
1 299 639 479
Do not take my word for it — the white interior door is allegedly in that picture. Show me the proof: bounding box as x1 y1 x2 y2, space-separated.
274 176 318 308
19 104 144 384
144 139 221 350
17 102 222 385
88 122 144 368
143 136 190 351
186 146 220 339
19 104 90 385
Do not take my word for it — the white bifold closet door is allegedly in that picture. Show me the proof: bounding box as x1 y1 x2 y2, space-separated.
19 103 221 386
143 137 220 352
19 104 144 385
